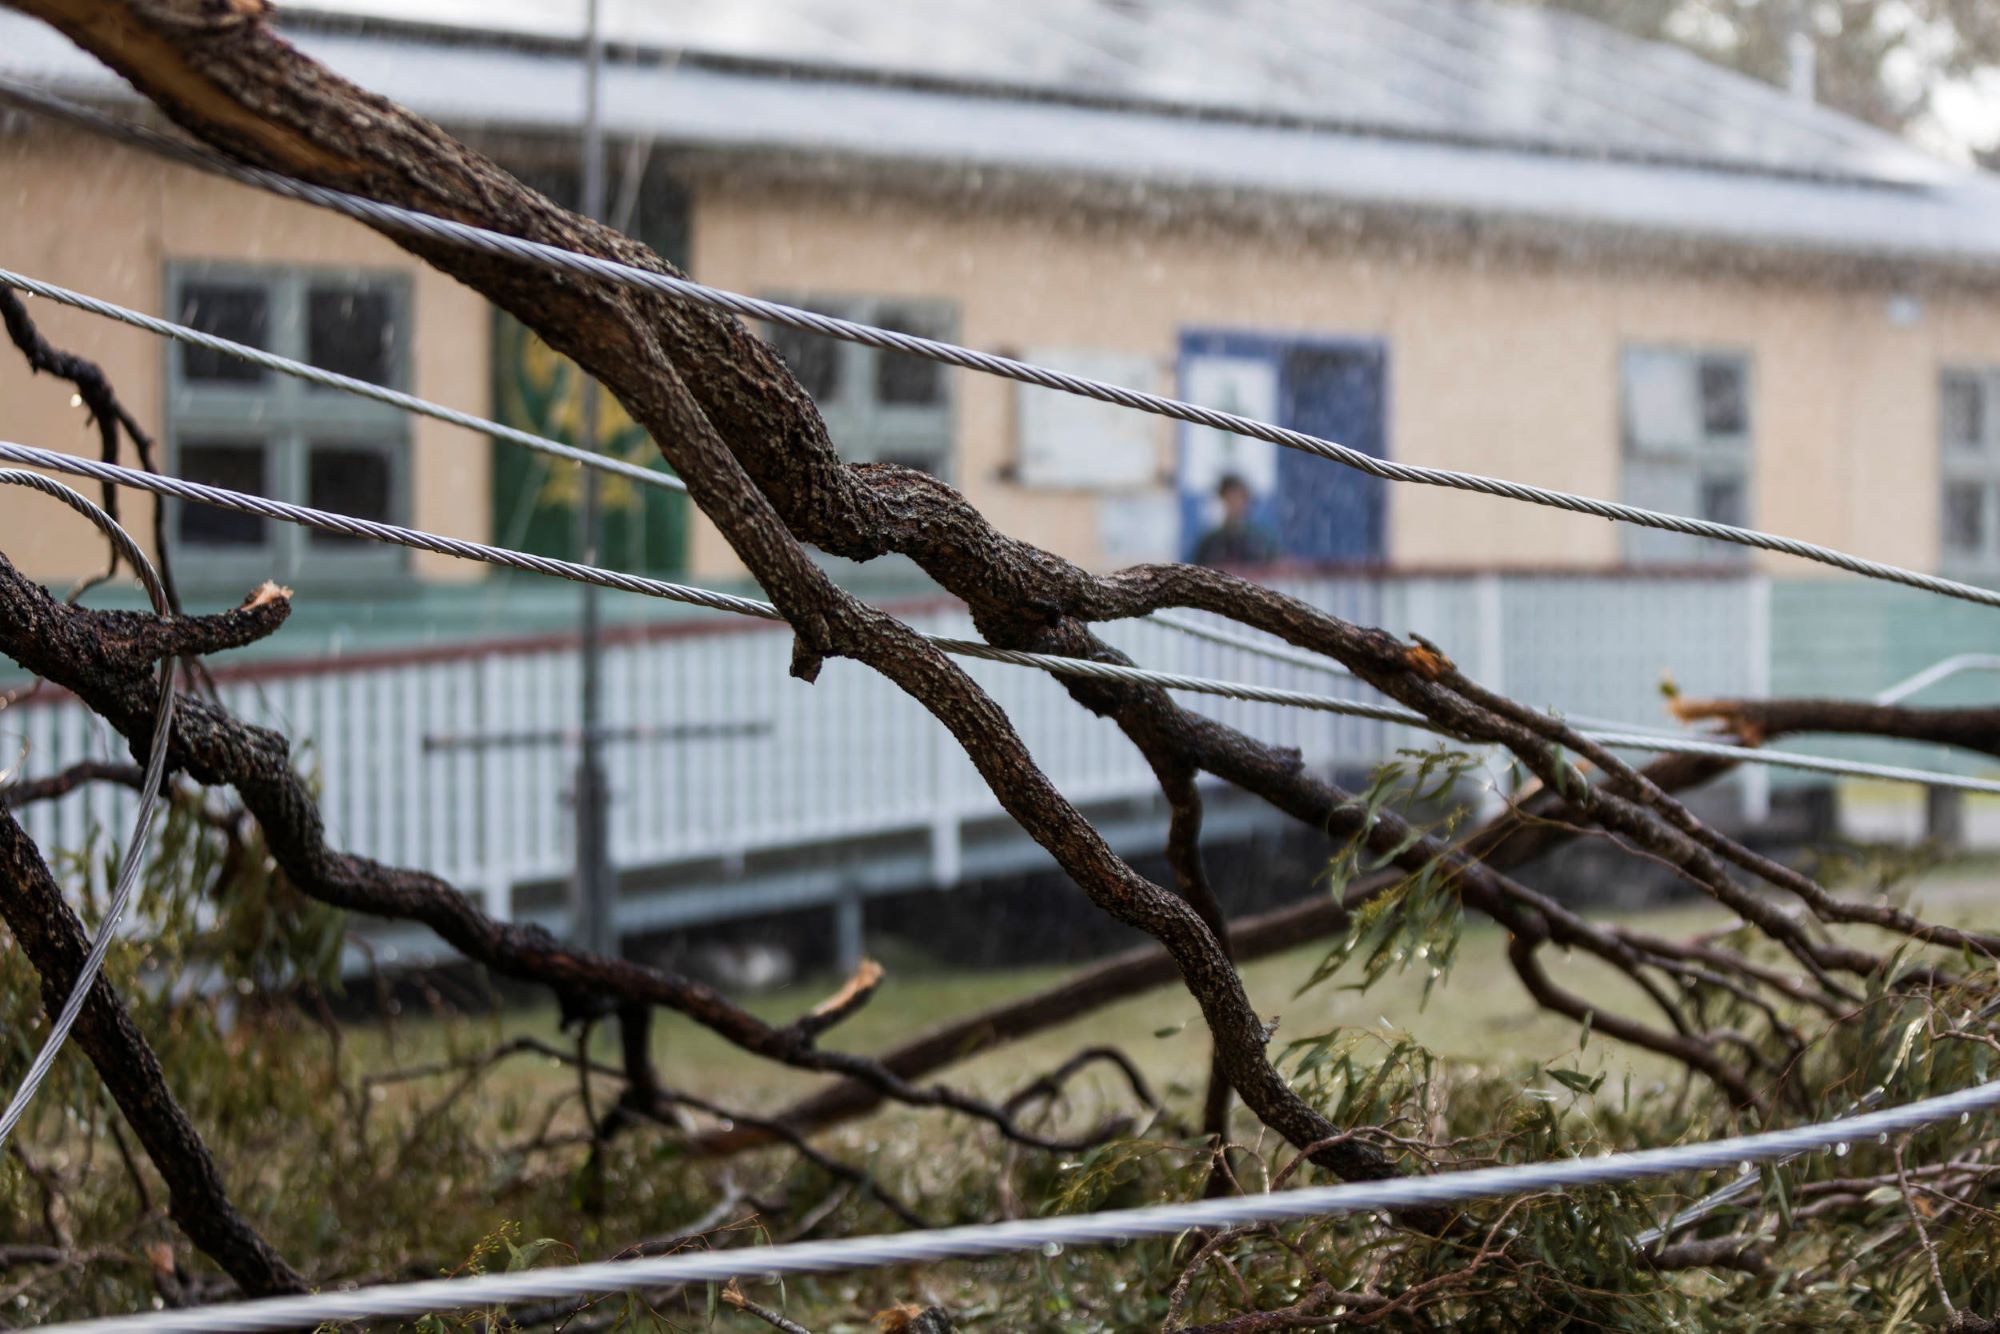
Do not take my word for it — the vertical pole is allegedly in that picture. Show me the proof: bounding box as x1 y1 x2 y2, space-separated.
1741 575 1772 826
834 885 866 976
1784 0 1816 103
1473 572 1508 820
573 0 615 959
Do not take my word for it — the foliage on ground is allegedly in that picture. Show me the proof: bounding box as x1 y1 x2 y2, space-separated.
4 781 1999 1331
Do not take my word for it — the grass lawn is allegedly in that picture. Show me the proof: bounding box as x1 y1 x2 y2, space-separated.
350 902 1749 1143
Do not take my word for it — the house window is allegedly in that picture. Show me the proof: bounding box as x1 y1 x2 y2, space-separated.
1941 369 2000 574
1619 346 1752 564
167 265 410 585
764 297 955 477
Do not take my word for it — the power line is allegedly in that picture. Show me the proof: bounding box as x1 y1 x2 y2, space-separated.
3 264 1917 780
0 71 1991 1334
0 268 685 497
0 272 1809 774
3 81 1996 612
2 438 1996 796
0 261 1553 734
0 472 176 1150
40 1067 2000 1334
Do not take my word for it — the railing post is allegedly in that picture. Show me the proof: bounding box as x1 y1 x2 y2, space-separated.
834 883 866 974
930 611 964 888
1926 784 1965 851
478 651 513 922
1473 572 1508 821
1740 575 1772 826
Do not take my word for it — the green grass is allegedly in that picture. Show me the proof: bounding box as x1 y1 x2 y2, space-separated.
350 847 2000 1148
351 903 1749 1145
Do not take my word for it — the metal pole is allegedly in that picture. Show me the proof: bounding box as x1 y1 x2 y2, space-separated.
574 0 614 959
1784 0 1816 103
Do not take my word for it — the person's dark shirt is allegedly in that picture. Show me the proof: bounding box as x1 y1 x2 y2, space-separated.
1192 520 1277 568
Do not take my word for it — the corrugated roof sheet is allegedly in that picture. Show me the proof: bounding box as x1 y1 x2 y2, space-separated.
6 0 2000 266
274 0 1946 185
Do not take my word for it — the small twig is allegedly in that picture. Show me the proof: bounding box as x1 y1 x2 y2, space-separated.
0 759 144 808
0 285 182 612
1001 1044 1158 1119
1898 1141 1956 1321
722 1280 816 1334
788 958 884 1043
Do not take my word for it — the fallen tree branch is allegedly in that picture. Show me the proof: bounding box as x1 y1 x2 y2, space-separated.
0 805 302 1296
696 750 1751 1153
1672 695 2000 759
0 555 1113 1156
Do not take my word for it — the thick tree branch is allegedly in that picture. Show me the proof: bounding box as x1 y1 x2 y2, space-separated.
0 554 1120 1154
1673 695 2000 759
0 807 302 1295
0 3 1433 1198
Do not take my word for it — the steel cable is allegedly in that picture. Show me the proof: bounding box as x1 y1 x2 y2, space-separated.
38 1069 2000 1334
0 472 176 1149
1 438 1995 796
4 81 1999 612
0 267 685 496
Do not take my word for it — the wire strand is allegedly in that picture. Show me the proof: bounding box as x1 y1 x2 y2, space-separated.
0 265 1521 729
39 1068 2000 1334
3 81 1996 612
1 438 1994 795
0 267 685 496
0 472 176 1150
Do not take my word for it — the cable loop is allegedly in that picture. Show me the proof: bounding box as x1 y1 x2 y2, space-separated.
0 471 177 1149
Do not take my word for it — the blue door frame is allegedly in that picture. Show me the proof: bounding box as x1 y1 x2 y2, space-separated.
1177 330 1389 565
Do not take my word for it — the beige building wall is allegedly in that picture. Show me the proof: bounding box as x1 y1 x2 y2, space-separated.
689 182 2000 583
0 126 491 589
6 127 1992 595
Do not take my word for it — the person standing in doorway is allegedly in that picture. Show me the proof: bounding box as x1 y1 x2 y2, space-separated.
1193 473 1277 568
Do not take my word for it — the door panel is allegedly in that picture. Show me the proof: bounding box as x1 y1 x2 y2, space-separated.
1178 331 1388 565
1277 344 1387 564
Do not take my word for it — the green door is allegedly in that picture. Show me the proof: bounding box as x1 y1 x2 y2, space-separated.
489 317 688 575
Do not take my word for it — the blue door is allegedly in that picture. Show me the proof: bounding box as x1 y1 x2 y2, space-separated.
1276 342 1387 563
1178 331 1387 565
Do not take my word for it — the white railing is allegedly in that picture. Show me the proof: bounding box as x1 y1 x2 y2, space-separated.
3 571 1766 924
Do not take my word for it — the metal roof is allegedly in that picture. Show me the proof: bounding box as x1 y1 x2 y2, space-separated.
273 0 1949 186
5 0 2000 267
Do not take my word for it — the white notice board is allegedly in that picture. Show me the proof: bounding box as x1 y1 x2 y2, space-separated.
1016 348 1163 489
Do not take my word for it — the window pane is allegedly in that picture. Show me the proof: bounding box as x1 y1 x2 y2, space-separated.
1700 474 1747 528
176 282 267 384
1944 481 1986 556
874 306 947 406
767 324 841 403
1943 373 1985 453
308 445 394 544
1697 356 1748 438
308 284 399 387
178 442 267 546
1622 348 1698 452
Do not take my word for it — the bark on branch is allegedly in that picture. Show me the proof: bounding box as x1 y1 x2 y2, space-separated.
1672 696 2000 758
0 806 302 1296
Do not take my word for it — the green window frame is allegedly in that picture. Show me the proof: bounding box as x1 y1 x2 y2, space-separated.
165 263 412 589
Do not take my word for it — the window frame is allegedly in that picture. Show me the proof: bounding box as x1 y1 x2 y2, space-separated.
1940 367 2000 578
762 294 957 481
1618 343 1755 566
165 262 412 590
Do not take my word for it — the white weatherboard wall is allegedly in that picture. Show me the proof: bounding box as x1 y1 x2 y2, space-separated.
9 572 1767 952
